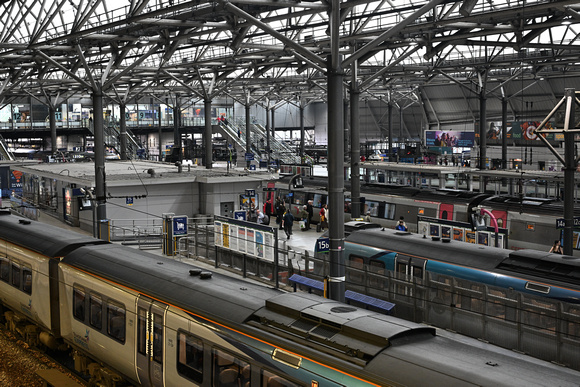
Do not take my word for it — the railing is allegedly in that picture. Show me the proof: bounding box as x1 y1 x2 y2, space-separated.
109 218 164 248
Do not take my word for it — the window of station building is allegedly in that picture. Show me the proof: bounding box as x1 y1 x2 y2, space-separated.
22 266 32 295
261 370 299 387
73 287 86 322
11 262 20 289
89 294 103 330
0 257 10 283
177 331 204 383
213 349 249 387
382 203 396 219
107 301 126 343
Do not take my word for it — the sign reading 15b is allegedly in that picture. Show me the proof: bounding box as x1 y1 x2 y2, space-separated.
316 238 330 253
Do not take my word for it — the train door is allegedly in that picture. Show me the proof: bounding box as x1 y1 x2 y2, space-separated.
439 203 454 220
136 296 167 387
394 255 427 299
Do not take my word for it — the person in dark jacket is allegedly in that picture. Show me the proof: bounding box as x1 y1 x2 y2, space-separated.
282 210 294 239
275 197 285 230
306 200 314 230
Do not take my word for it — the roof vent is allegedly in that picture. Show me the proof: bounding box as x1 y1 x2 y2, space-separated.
200 272 212 279
431 236 440 241
19 219 31 225
189 269 202 276
442 238 451 243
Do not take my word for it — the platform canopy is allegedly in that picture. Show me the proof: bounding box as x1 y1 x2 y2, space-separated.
1 0 580 138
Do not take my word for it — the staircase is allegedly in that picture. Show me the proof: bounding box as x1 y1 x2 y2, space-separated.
215 118 310 165
89 124 147 159
0 134 15 161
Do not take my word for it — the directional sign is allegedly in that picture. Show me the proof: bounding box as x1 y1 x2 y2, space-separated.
173 216 188 236
234 211 246 221
245 153 254 161
556 217 580 229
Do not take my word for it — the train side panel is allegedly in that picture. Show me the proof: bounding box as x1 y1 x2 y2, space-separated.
0 240 52 331
58 264 140 384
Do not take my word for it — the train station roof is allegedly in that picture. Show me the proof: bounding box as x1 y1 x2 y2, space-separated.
1 1 580 138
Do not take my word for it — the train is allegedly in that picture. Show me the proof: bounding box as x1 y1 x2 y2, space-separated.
269 175 580 254
311 226 580 370
1 212 580 386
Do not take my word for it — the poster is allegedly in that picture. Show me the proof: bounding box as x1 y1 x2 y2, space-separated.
238 227 246 253
246 229 255 256
256 231 264 259
441 226 451 239
264 232 274 262
222 224 229 249
453 227 464 242
477 232 489 246
425 130 475 147
465 231 476 244
430 224 440 237
229 225 238 251
214 221 222 247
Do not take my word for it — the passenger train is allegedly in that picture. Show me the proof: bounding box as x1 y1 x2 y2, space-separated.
270 176 580 254
1 212 580 386
312 226 580 370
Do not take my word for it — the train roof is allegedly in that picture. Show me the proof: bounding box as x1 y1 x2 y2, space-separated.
346 228 580 288
346 228 509 271
249 292 435 363
0 212 107 257
61 243 282 326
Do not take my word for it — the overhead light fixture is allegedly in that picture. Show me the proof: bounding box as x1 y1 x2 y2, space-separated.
562 17 573 25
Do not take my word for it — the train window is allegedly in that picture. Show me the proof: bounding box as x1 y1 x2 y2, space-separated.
261 370 299 387
347 255 365 284
293 192 306 205
382 203 396 219
11 262 20 289
521 295 557 334
0 257 9 282
107 301 126 343
177 331 204 383
564 306 580 339
137 308 147 356
312 193 325 208
89 294 102 330
369 260 386 289
525 282 550 294
22 266 32 294
153 313 163 364
365 201 379 217
73 287 86 322
213 349 249 387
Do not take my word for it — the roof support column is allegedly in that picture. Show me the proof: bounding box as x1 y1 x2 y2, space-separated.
93 83 107 236
120 103 127 160
174 99 181 161
49 105 56 156
479 91 487 171
563 88 575 255
501 98 507 169
246 104 252 168
350 65 361 219
158 104 163 161
266 102 271 167
299 104 305 162
205 99 213 169
327 0 345 303
388 102 393 162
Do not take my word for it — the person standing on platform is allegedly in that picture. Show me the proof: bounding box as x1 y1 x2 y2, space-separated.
256 209 265 224
282 209 294 239
275 197 285 230
306 200 314 230
396 216 408 231
298 205 309 231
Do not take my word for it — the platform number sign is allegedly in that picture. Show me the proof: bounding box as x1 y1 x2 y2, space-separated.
316 237 330 253
55 111 62 120
556 217 580 229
